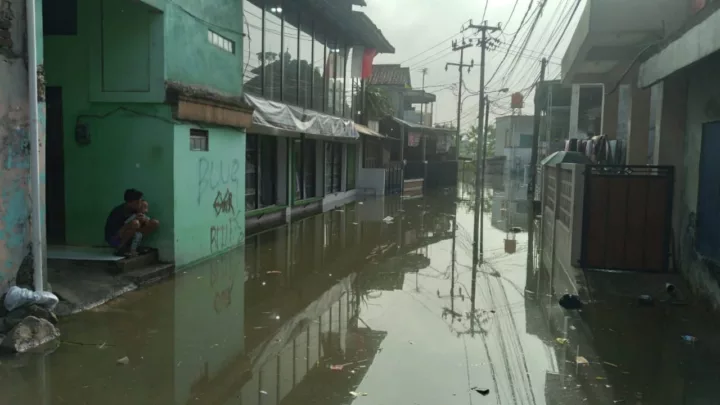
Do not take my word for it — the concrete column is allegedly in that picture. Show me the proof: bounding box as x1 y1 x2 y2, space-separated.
653 75 687 263
626 85 651 165
602 85 619 139
569 84 580 138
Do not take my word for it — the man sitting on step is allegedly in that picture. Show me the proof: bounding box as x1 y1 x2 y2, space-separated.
104 188 160 257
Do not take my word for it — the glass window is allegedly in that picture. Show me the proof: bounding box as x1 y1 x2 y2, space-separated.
293 137 318 201
259 136 278 207
312 30 327 112
263 3 283 101
326 37 338 114
298 15 313 109
346 144 356 190
283 8 300 105
246 134 278 210
346 47 356 120
324 141 342 194
303 138 317 198
518 134 533 148
243 0 264 95
246 134 259 211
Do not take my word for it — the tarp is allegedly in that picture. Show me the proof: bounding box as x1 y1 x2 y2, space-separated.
355 123 386 138
244 93 359 140
541 151 593 166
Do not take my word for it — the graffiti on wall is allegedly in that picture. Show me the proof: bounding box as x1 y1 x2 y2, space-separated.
196 157 240 205
196 157 244 255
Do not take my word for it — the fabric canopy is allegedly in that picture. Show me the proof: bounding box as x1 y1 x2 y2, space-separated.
355 123 386 138
243 94 359 140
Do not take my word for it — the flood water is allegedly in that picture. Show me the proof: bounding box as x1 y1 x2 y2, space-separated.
2 182 720 404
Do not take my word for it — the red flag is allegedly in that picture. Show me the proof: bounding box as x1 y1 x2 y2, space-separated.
361 48 377 79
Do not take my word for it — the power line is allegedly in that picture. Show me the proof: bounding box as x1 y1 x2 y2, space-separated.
397 21 471 65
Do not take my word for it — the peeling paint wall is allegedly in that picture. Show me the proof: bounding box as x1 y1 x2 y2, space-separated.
0 0 45 293
0 0 30 293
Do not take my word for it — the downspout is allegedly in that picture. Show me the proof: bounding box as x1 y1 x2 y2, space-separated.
27 0 45 292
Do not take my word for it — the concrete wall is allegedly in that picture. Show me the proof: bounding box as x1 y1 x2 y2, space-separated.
494 115 535 155
173 125 245 267
358 168 386 196
164 0 243 95
678 53 720 308
0 0 39 292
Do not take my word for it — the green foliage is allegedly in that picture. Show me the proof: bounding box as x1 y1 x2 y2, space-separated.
365 86 394 119
460 123 496 159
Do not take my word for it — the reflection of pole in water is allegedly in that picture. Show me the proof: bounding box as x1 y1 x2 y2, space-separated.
450 208 457 319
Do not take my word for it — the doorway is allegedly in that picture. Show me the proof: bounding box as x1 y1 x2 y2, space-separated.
46 86 66 244
697 122 720 262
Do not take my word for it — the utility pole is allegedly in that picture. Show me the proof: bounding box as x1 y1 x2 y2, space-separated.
526 58 547 274
479 95 490 263
467 20 500 269
420 68 428 125
446 40 474 164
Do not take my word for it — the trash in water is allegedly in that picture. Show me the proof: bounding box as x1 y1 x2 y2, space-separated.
555 337 569 345
260 390 268 395
637 295 654 306
559 294 583 310
603 361 618 368
576 356 589 365
350 391 368 397
266 270 282 275
330 364 345 371
116 356 130 365
382 216 394 223
681 335 697 343
595 376 606 380
471 387 490 396
358 202 364 205
408 340 415 345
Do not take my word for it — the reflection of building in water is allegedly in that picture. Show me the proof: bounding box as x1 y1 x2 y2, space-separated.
491 172 529 232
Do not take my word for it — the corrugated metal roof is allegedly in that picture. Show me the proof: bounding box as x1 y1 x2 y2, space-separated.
369 64 412 87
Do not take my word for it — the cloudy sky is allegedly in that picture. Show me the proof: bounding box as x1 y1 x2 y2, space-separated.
362 0 585 129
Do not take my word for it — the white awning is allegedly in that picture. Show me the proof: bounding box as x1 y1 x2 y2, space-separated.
244 94 359 140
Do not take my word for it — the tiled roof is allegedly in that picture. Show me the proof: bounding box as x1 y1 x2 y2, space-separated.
369 64 411 87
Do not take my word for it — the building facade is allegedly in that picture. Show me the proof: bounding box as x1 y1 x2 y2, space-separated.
549 0 720 307
241 0 394 235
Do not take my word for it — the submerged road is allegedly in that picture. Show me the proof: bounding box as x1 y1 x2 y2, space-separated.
2 189 719 404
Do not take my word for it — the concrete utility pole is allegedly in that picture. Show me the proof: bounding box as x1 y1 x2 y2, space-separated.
446 40 474 166
526 58 547 275
419 68 428 125
479 95 490 263
467 20 500 270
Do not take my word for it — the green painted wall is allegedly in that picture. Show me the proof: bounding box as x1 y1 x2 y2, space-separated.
164 0 243 95
44 0 175 259
173 125 246 267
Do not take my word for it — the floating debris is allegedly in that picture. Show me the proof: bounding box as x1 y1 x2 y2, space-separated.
576 356 589 365
260 390 268 395
681 335 697 343
266 270 282 275
603 361 618 368
382 216 394 223
471 387 490 396
350 391 368 397
555 337 569 345
637 295 654 306
116 356 130 365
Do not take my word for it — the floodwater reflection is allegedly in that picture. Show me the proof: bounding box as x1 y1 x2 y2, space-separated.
2 191 719 404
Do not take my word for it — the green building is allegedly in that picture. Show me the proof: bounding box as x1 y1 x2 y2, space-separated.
41 0 253 267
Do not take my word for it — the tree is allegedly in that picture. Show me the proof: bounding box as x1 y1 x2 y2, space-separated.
364 86 394 119
460 123 496 159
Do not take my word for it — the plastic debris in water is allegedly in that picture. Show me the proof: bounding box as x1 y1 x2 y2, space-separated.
471 387 490 396
555 337 569 345
350 391 368 397
260 390 268 395
637 294 654 306
330 364 345 371
116 356 130 365
681 335 697 343
576 356 589 365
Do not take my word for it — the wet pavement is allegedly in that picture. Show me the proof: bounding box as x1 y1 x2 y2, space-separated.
2 184 720 404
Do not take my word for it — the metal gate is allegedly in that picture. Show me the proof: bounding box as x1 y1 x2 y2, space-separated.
580 165 674 272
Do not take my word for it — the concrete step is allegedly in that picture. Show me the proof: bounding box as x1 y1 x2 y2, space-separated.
121 263 175 287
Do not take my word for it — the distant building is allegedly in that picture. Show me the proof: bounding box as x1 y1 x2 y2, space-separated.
494 115 535 182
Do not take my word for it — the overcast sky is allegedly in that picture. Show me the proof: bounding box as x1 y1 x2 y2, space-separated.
362 0 585 130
